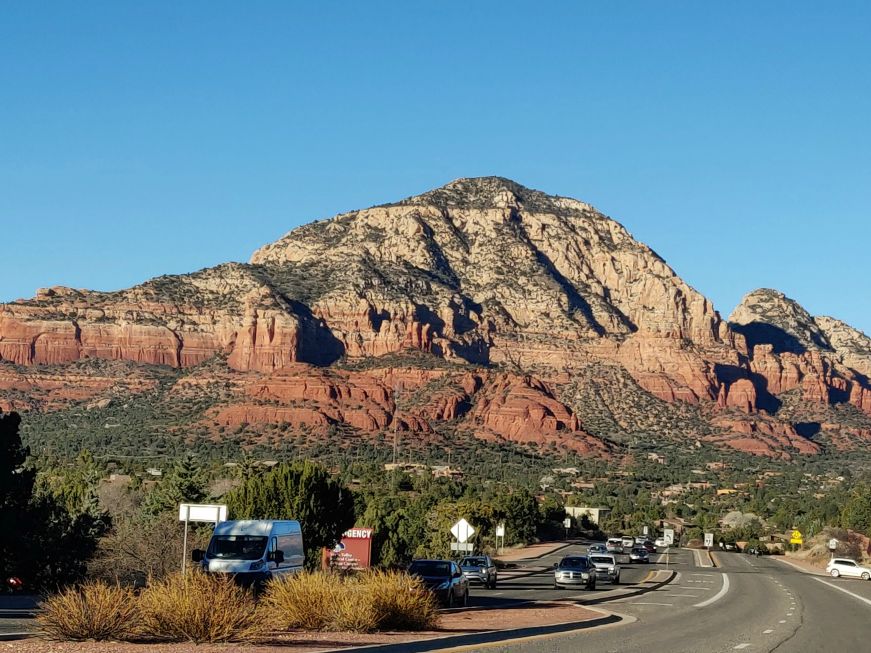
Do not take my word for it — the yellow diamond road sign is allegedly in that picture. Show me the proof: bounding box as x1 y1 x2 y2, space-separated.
790 529 803 545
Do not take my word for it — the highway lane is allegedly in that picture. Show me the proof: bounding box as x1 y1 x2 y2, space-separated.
475 552 871 653
464 542 669 609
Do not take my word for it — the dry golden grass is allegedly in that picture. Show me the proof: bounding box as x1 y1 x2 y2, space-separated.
260 570 439 633
37 580 138 641
356 570 440 631
258 571 343 631
138 571 258 643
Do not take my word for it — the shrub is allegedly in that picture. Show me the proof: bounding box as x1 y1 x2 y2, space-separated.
356 570 440 631
258 571 343 631
261 570 439 633
138 572 258 643
38 581 138 641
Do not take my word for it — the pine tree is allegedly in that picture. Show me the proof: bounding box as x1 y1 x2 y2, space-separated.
0 412 34 582
225 460 355 568
142 455 207 517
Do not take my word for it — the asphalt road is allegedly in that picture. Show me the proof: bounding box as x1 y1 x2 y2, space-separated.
463 541 673 609
480 551 871 653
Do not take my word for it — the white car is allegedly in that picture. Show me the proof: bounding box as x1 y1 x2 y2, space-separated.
654 537 668 548
826 558 871 580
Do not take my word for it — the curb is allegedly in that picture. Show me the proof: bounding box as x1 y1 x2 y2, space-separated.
577 569 677 607
773 557 827 576
320 609 623 653
495 541 574 566
0 633 36 641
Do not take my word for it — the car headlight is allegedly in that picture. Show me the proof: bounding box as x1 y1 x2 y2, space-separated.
581 573 589 579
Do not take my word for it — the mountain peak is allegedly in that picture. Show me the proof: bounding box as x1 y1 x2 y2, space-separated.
729 289 832 354
387 176 596 215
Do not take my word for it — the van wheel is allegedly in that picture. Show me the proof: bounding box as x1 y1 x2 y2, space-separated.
831 569 840 578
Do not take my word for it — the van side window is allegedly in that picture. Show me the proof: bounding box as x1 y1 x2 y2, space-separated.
271 537 278 552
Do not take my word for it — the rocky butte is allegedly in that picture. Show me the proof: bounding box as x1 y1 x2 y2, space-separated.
1 177 870 458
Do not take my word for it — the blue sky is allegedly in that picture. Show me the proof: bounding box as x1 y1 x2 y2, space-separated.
2 2 869 333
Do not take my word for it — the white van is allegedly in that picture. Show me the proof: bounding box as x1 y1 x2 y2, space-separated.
192 520 304 586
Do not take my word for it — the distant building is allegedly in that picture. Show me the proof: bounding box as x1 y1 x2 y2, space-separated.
565 506 611 526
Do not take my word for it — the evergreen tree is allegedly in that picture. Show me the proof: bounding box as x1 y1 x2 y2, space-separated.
143 455 207 517
226 460 355 568
0 412 108 589
0 412 33 583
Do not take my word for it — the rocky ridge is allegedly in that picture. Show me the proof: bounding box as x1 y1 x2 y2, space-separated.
1 177 870 458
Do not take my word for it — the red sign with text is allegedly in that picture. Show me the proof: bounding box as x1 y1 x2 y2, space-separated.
322 527 374 570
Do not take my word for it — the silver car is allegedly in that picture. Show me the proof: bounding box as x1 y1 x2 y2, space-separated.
553 555 596 590
588 553 621 584
459 555 498 589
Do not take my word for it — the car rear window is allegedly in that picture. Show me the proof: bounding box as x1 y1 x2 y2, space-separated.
589 556 613 564
461 557 486 566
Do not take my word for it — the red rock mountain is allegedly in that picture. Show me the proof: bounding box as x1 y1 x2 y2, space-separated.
2 178 869 458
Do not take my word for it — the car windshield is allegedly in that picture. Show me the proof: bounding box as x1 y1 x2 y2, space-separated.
409 561 451 577
460 557 486 567
589 556 613 564
207 535 268 560
559 557 589 569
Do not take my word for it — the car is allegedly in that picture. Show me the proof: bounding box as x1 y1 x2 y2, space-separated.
588 553 620 584
606 537 624 554
408 559 470 607
654 537 668 548
642 541 656 554
587 543 608 554
459 555 497 589
629 547 650 563
553 555 597 590
826 558 871 580
621 536 635 550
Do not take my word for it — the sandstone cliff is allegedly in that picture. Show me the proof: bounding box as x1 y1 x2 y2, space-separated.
2 178 870 458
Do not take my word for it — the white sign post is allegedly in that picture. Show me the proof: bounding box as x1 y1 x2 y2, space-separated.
828 537 838 559
179 504 228 573
704 532 714 549
495 523 506 554
563 517 571 540
663 528 675 569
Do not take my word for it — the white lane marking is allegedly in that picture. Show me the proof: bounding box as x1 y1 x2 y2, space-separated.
674 571 682 584
630 602 673 606
741 556 756 568
814 578 871 607
734 644 751 649
690 573 714 577
694 573 730 608
764 629 774 634
491 592 504 596
779 620 786 623
668 593 700 597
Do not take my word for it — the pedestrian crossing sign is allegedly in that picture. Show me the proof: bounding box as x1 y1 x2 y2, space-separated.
790 529 803 545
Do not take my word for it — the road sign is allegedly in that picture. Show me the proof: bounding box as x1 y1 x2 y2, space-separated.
790 529 803 545
178 504 228 574
643 525 649 535
450 542 474 552
563 517 572 529
663 528 675 545
451 518 476 543
496 524 505 537
704 532 714 548
828 538 838 551
178 504 228 523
